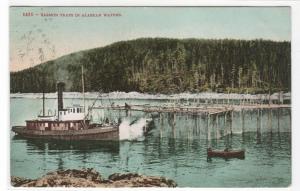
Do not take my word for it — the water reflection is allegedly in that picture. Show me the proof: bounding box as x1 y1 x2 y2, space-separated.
10 98 291 187
13 135 120 155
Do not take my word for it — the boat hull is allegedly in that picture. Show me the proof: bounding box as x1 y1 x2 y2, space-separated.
207 149 245 159
12 126 119 141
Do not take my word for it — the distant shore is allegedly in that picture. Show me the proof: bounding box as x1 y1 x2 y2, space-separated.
11 168 177 187
10 91 291 101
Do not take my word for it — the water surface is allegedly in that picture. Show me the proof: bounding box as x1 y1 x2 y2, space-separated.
10 97 291 187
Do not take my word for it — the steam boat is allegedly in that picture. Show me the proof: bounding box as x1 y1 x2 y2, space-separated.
11 66 120 141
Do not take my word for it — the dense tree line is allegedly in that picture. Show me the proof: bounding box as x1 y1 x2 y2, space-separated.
10 38 291 94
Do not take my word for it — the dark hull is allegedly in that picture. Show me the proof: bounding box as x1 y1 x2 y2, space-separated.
207 149 245 159
12 126 119 141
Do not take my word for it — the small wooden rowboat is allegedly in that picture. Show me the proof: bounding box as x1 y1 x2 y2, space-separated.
207 148 245 159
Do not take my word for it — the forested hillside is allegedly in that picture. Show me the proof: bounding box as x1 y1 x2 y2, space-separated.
10 38 291 94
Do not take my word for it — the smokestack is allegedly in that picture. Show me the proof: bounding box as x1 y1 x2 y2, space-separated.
57 82 65 111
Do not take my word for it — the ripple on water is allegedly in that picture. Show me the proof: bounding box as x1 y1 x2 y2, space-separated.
10 98 291 187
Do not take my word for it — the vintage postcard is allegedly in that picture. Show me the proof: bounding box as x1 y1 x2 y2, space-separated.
10 6 291 188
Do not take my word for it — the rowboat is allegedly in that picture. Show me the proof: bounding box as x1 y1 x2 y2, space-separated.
207 148 245 159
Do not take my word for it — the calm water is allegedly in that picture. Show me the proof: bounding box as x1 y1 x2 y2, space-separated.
10 97 291 187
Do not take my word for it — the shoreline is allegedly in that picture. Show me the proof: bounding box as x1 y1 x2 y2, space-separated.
9 91 291 101
11 168 177 187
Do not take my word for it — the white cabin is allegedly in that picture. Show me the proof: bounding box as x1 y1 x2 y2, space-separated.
36 105 85 122
58 105 85 121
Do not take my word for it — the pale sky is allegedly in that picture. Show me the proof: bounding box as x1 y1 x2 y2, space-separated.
10 6 291 71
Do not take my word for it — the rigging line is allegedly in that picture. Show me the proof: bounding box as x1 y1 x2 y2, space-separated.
84 89 103 120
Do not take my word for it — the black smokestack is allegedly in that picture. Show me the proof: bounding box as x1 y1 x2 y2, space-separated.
57 82 65 111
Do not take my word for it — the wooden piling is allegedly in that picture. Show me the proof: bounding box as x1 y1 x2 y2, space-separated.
268 109 272 133
242 109 245 136
159 112 163 138
199 115 202 137
216 114 219 141
206 113 209 140
224 112 228 136
172 113 176 138
260 109 263 131
257 109 261 135
224 111 229 147
207 113 211 148
277 108 280 132
193 115 197 135
187 115 190 141
230 111 233 135
256 109 261 143
289 108 291 122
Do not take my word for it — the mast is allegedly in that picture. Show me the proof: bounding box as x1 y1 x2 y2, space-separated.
42 75 45 117
82 65 85 124
42 87 45 116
